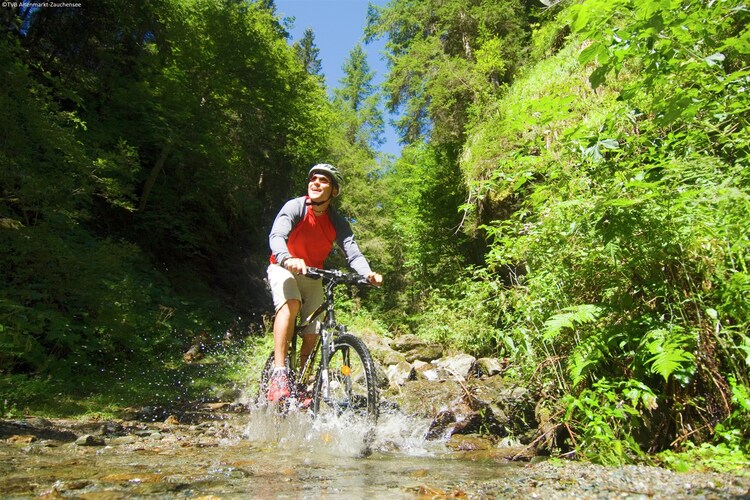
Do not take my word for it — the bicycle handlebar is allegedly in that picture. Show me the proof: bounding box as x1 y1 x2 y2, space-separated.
305 267 371 286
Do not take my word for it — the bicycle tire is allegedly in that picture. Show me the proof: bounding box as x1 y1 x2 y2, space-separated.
312 333 378 422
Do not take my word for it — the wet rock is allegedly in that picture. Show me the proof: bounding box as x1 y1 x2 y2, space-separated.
110 435 137 445
386 360 415 386
385 379 464 417
413 360 440 381
373 362 390 389
451 408 507 438
165 415 180 425
102 472 165 483
205 402 231 411
382 350 407 366
391 334 444 362
72 420 126 437
458 441 537 462
101 421 127 436
495 386 537 439
0 419 77 442
425 410 456 440
476 357 504 377
446 433 494 451
6 434 36 444
75 434 106 446
433 353 477 380
50 479 91 492
412 484 468 498
358 331 406 366
136 406 173 422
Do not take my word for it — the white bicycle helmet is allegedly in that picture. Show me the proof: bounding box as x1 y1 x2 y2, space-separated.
308 164 343 195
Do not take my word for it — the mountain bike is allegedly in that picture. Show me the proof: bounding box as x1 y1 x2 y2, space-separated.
257 267 379 423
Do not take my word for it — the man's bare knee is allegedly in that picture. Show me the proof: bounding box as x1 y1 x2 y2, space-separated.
275 299 300 321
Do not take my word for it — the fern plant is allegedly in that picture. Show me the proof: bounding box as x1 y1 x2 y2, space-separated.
640 326 697 386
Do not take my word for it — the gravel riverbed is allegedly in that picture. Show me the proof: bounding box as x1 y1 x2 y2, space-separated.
2 414 749 499
460 460 750 499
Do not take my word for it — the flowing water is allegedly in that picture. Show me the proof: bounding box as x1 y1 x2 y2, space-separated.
3 406 749 498
0 406 526 498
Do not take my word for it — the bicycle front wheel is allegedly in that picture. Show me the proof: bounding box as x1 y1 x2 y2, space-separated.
313 333 378 422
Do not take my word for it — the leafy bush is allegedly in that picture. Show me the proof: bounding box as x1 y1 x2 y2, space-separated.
452 0 750 462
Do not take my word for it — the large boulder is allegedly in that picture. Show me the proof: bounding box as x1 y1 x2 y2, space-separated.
413 360 440 381
385 361 416 386
384 379 464 418
476 357 504 377
391 334 444 362
433 353 477 380
357 331 406 366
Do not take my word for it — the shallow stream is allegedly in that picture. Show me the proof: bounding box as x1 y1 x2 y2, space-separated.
0 408 523 498
2 406 748 498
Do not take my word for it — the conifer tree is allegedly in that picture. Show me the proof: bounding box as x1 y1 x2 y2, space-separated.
332 43 384 151
293 27 324 80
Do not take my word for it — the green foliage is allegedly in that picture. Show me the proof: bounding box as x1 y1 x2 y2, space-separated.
414 268 514 356
0 0 336 393
656 377 750 472
562 378 655 464
332 43 384 152
658 376 750 473
293 27 324 80
641 326 696 385
543 304 602 342
447 0 750 461
0 336 256 418
366 0 530 147
376 144 476 314
714 377 750 453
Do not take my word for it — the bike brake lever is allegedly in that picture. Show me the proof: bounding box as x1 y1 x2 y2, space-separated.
305 267 324 279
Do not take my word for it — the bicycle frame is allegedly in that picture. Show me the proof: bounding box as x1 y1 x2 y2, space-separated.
288 274 342 388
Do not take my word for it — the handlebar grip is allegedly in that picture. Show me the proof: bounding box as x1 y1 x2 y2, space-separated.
354 275 372 286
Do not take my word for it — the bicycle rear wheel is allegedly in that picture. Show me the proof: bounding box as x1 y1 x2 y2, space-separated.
313 333 378 422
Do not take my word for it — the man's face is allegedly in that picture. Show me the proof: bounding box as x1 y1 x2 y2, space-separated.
308 173 336 203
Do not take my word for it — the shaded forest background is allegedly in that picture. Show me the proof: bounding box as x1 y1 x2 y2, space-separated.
1 0 748 466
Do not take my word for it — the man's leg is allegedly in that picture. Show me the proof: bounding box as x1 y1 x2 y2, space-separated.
266 264 303 402
273 299 300 368
299 333 318 369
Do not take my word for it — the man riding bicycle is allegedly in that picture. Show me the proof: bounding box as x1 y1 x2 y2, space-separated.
266 164 383 402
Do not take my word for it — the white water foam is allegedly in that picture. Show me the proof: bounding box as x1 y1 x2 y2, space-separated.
242 403 448 459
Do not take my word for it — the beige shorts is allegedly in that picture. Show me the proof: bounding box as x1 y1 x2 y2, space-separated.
267 264 324 334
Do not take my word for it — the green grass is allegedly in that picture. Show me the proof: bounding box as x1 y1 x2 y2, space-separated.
0 334 274 419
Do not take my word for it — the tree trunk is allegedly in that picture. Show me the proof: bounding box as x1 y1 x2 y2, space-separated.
139 143 172 211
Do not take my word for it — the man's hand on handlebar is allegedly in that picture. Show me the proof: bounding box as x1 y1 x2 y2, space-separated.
367 272 383 287
283 258 307 275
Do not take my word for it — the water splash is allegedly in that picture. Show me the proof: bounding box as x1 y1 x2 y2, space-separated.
242 403 447 459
